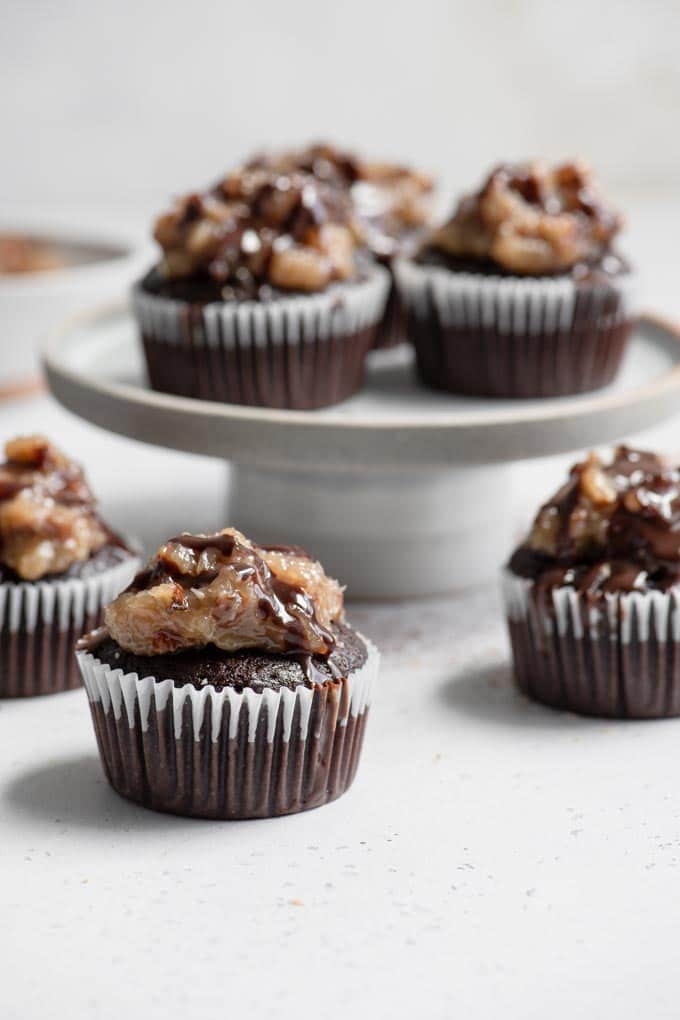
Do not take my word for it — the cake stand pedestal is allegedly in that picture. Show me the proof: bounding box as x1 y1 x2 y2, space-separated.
45 307 680 597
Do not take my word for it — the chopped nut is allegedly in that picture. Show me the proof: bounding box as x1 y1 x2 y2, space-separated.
580 456 618 507
269 245 332 292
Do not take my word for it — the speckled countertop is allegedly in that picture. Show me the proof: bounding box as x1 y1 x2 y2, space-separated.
2 194 680 1019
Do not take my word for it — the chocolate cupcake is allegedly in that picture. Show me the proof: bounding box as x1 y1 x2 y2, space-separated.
396 160 635 398
246 143 436 348
0 435 138 697
76 529 379 819
503 446 680 718
134 163 389 410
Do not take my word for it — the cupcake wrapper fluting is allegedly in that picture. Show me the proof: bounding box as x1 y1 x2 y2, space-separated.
395 259 636 398
77 637 379 819
502 570 680 718
133 267 390 410
0 555 139 698
372 271 406 349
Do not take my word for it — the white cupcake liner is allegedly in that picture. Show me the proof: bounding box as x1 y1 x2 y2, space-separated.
77 636 379 818
134 267 390 408
133 266 390 346
502 568 680 718
394 258 636 335
394 257 636 397
0 551 140 697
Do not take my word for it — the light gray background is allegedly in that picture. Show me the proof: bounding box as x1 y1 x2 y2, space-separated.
3 0 679 214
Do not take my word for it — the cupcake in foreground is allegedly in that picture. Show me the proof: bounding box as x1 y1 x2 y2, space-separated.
134 162 389 410
0 435 138 697
503 446 680 718
247 143 436 348
77 529 379 819
396 160 635 398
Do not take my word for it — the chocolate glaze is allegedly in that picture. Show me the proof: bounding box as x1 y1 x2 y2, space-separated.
508 446 680 597
88 622 366 692
120 531 338 656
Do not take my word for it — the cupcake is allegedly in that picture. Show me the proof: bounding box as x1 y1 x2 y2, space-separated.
503 446 680 718
246 143 436 348
396 160 635 398
0 435 138 697
134 162 389 410
76 529 379 818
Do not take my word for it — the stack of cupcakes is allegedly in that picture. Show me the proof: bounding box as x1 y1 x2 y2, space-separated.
396 160 636 398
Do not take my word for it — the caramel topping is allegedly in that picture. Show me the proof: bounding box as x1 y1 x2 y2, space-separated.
153 163 358 294
247 143 435 258
0 435 111 580
429 160 623 275
524 447 680 567
105 528 344 657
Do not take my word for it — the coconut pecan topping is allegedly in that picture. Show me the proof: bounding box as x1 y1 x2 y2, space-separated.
429 161 623 275
247 143 435 258
522 447 680 567
105 529 344 657
153 164 358 294
0 435 111 580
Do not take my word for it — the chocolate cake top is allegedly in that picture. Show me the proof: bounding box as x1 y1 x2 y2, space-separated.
153 162 359 296
104 528 345 657
0 435 114 581
509 447 680 593
427 160 623 275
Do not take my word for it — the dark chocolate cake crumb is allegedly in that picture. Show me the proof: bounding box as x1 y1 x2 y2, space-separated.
91 622 367 692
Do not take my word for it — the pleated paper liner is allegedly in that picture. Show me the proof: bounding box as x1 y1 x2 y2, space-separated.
0 552 139 698
77 637 379 819
133 266 390 410
503 570 680 718
395 258 636 398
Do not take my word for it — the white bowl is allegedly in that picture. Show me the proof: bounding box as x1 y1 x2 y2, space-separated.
0 224 148 391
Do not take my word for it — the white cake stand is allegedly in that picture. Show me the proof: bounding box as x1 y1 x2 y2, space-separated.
44 305 680 597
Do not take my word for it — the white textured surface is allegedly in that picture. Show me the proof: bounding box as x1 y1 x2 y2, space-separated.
1 195 680 1018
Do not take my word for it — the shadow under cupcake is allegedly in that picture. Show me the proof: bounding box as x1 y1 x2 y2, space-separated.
503 446 680 718
0 435 138 697
76 528 379 819
396 160 636 399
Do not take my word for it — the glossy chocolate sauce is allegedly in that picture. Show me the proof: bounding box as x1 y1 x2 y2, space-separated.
509 446 680 597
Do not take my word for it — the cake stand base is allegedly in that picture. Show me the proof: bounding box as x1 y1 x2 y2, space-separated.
227 461 521 598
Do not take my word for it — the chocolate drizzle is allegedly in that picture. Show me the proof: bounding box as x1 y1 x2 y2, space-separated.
509 446 680 597
106 529 343 661
0 435 127 581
